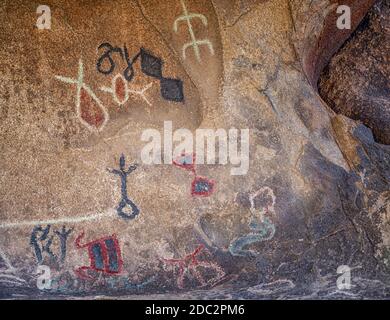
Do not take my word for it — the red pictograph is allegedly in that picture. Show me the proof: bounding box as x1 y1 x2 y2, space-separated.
161 244 225 289
173 153 215 197
55 59 109 132
74 232 123 280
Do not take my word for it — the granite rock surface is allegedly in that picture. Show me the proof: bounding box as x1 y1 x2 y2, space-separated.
0 0 389 299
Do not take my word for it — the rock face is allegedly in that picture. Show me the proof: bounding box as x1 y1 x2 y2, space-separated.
319 0 390 145
0 0 389 299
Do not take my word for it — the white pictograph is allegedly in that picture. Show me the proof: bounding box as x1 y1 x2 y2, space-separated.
173 0 214 62
249 187 276 219
100 73 154 107
0 247 26 286
55 59 109 132
0 209 117 230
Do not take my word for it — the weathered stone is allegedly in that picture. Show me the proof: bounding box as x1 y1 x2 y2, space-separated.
0 0 389 299
319 0 390 145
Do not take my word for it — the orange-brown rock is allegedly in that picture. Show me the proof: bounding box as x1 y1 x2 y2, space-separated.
0 0 389 299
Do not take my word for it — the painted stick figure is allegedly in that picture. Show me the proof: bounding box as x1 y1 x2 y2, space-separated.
30 225 73 265
107 154 140 220
173 0 215 62
173 153 215 197
161 244 225 289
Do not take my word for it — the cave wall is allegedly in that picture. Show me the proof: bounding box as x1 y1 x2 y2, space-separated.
0 0 389 299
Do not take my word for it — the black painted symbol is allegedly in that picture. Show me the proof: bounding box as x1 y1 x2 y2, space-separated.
30 225 73 265
107 154 140 220
96 43 124 75
160 78 184 102
140 48 162 78
140 48 184 102
123 46 140 82
97 44 184 103
55 226 74 263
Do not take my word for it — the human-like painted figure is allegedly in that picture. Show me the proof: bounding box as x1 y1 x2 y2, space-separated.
107 154 140 220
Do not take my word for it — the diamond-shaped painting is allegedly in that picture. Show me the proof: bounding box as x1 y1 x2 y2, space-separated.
140 48 163 79
191 177 215 197
160 78 184 102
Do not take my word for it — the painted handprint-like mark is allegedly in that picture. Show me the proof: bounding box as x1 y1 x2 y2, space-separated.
229 187 276 257
107 154 140 220
55 59 109 132
161 244 225 289
173 153 215 197
173 0 215 62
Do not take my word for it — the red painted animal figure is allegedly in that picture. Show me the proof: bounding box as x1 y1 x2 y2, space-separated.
161 244 225 289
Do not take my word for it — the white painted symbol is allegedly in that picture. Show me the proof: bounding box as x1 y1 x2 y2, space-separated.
100 73 154 107
0 247 26 286
173 0 214 62
36 5 51 30
337 5 351 30
0 209 117 230
337 265 352 290
55 59 109 132
249 187 276 219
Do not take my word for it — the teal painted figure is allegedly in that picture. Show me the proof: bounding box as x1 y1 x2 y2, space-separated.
229 187 276 257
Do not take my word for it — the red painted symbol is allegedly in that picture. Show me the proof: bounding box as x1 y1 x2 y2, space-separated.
79 88 106 128
100 73 153 107
114 74 127 104
173 153 196 172
55 59 109 132
161 244 225 289
74 232 123 280
173 153 215 197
